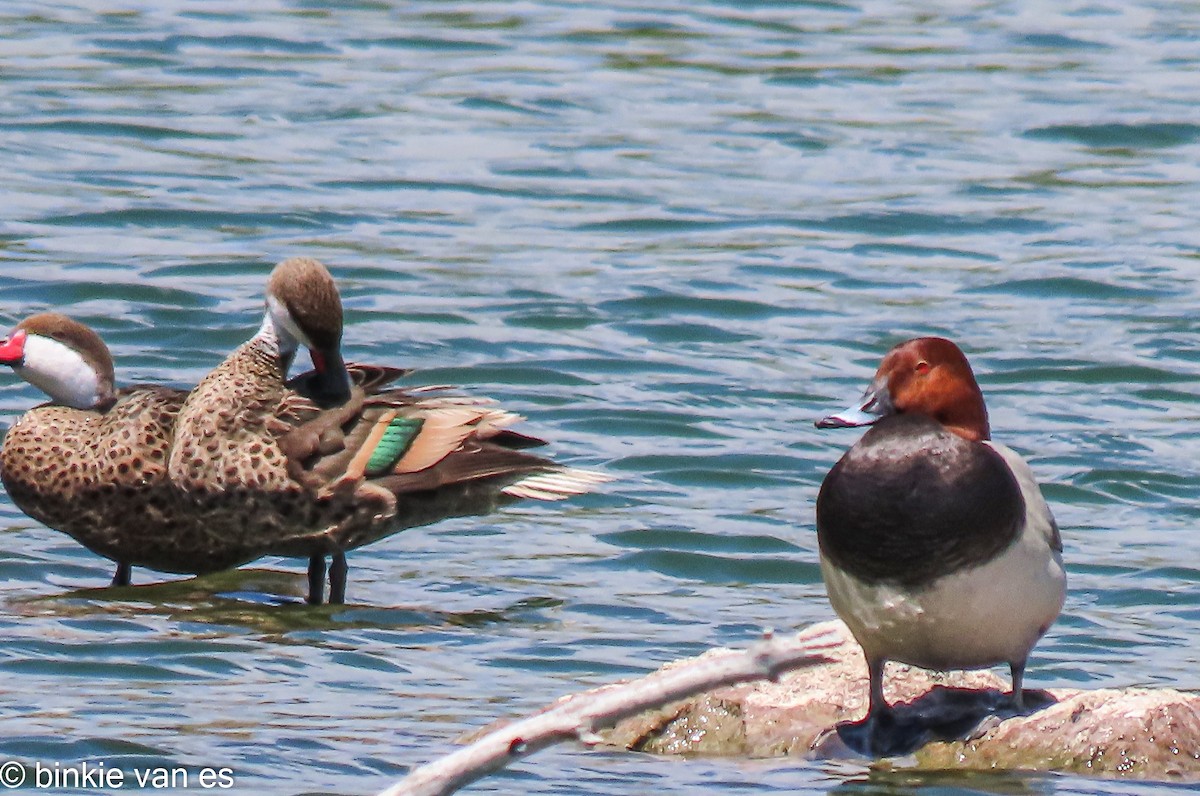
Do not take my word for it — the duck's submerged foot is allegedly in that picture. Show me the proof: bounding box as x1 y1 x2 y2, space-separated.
111 562 131 588
328 552 347 604
305 552 348 605
306 554 326 605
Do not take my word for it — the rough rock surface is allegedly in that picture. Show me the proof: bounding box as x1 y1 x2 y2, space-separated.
595 621 1200 780
914 687 1200 778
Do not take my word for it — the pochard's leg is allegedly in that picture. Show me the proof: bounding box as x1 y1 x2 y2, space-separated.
836 656 906 756
862 656 899 753
328 552 348 605
111 561 131 588
867 656 890 721
307 554 326 605
840 657 897 758
1010 660 1026 711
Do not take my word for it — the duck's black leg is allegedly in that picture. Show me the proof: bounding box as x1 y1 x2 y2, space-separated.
328 552 348 605
867 656 889 719
861 655 899 753
1009 659 1026 711
838 655 908 756
111 561 131 588
307 554 326 605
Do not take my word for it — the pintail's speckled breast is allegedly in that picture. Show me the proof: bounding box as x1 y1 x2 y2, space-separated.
0 385 260 573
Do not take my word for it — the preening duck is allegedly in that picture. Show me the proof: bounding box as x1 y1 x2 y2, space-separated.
168 257 608 604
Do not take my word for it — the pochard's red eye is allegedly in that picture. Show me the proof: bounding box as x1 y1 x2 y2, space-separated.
914 360 930 374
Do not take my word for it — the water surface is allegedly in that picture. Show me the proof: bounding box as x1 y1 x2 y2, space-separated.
1 2 1199 795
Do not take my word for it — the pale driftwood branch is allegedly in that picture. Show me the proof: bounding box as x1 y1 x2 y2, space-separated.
378 624 843 796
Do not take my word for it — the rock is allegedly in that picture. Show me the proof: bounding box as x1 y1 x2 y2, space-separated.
598 621 1200 781
915 687 1200 778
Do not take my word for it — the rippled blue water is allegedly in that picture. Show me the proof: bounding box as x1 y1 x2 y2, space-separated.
1 2 1199 794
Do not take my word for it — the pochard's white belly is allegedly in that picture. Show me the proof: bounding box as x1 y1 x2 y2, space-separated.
821 442 1066 670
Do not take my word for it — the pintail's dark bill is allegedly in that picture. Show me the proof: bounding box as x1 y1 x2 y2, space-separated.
308 345 352 406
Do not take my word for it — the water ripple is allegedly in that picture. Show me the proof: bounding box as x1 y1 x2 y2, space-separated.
1 2 1199 794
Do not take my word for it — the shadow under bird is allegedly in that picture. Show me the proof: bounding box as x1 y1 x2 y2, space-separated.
814 337 1065 756
166 257 608 605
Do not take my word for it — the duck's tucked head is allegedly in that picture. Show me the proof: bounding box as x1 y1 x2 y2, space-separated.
262 257 351 406
816 336 990 442
0 313 116 410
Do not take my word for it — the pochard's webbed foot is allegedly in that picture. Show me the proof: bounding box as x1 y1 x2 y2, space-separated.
836 704 931 757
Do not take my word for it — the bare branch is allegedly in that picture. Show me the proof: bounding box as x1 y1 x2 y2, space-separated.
378 624 843 796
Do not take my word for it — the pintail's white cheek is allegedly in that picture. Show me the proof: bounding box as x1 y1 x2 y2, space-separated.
265 294 312 354
15 334 101 409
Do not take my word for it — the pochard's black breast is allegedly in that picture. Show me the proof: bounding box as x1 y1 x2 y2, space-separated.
816 413 1024 589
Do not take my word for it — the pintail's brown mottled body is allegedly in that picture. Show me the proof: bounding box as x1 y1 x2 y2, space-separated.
168 257 608 604
0 313 255 585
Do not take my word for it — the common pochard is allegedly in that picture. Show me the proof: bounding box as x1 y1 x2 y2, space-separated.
815 336 1065 754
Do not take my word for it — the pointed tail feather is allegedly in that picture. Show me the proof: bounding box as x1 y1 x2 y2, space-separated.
501 467 612 501
473 408 524 438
